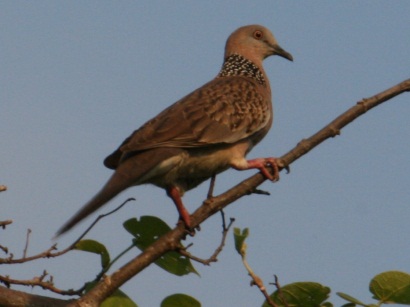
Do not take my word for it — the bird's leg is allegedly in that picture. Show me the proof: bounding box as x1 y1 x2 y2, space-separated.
231 157 280 182
166 186 192 228
207 174 216 199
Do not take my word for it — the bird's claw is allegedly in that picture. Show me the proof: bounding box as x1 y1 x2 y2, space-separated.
184 227 196 237
246 157 280 181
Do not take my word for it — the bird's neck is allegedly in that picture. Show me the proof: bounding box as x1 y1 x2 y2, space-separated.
217 53 267 86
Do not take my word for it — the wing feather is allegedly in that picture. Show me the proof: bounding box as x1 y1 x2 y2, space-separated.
104 77 271 169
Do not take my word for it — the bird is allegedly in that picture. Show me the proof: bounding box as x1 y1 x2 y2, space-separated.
55 24 293 237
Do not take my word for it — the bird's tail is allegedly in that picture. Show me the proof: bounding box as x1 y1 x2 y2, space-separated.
54 148 183 238
54 171 132 238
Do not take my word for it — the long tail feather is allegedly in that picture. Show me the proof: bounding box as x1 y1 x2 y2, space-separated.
54 172 131 237
55 148 184 238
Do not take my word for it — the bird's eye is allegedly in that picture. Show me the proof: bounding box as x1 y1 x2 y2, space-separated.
253 30 263 40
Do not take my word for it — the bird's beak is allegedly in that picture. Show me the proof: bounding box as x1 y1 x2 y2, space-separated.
272 44 293 62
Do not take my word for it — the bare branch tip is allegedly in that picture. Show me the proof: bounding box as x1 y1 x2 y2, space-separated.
251 188 271 196
0 220 13 229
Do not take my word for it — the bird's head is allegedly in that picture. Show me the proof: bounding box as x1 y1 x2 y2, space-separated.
225 25 293 65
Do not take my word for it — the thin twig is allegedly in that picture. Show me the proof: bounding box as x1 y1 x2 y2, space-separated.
64 197 136 249
178 214 235 265
0 245 8 254
271 275 289 307
94 243 135 282
0 198 136 264
241 251 278 307
0 271 84 296
0 245 57 264
23 229 31 259
220 210 227 229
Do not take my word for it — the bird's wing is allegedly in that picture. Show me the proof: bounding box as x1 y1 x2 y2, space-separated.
104 76 271 169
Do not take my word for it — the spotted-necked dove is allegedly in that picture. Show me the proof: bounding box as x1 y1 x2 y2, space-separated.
56 24 292 236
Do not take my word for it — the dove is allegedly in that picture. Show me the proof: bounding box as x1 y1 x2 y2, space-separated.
56 24 292 236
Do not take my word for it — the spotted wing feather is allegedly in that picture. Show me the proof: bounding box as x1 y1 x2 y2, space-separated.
104 77 270 169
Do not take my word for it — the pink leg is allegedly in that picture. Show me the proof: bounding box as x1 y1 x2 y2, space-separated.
232 157 280 182
166 186 192 228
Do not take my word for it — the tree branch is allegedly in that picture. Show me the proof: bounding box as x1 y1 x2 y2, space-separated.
0 286 71 307
73 79 409 306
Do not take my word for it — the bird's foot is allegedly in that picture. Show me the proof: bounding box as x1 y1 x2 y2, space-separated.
177 219 196 237
240 157 281 181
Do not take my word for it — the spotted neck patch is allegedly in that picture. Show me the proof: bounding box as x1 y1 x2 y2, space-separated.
217 54 266 86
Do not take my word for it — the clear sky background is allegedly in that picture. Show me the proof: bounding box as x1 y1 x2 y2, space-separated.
1 2 409 306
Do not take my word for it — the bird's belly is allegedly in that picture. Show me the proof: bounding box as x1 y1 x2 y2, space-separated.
180 151 231 178
148 142 251 193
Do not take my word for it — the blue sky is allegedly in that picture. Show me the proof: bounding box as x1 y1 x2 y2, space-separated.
1 2 409 306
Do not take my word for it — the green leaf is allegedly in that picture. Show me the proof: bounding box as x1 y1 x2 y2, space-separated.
101 288 139 307
233 227 249 256
337 292 367 306
262 282 331 307
161 293 201 307
85 282 138 307
74 239 110 269
369 271 410 304
123 216 198 276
